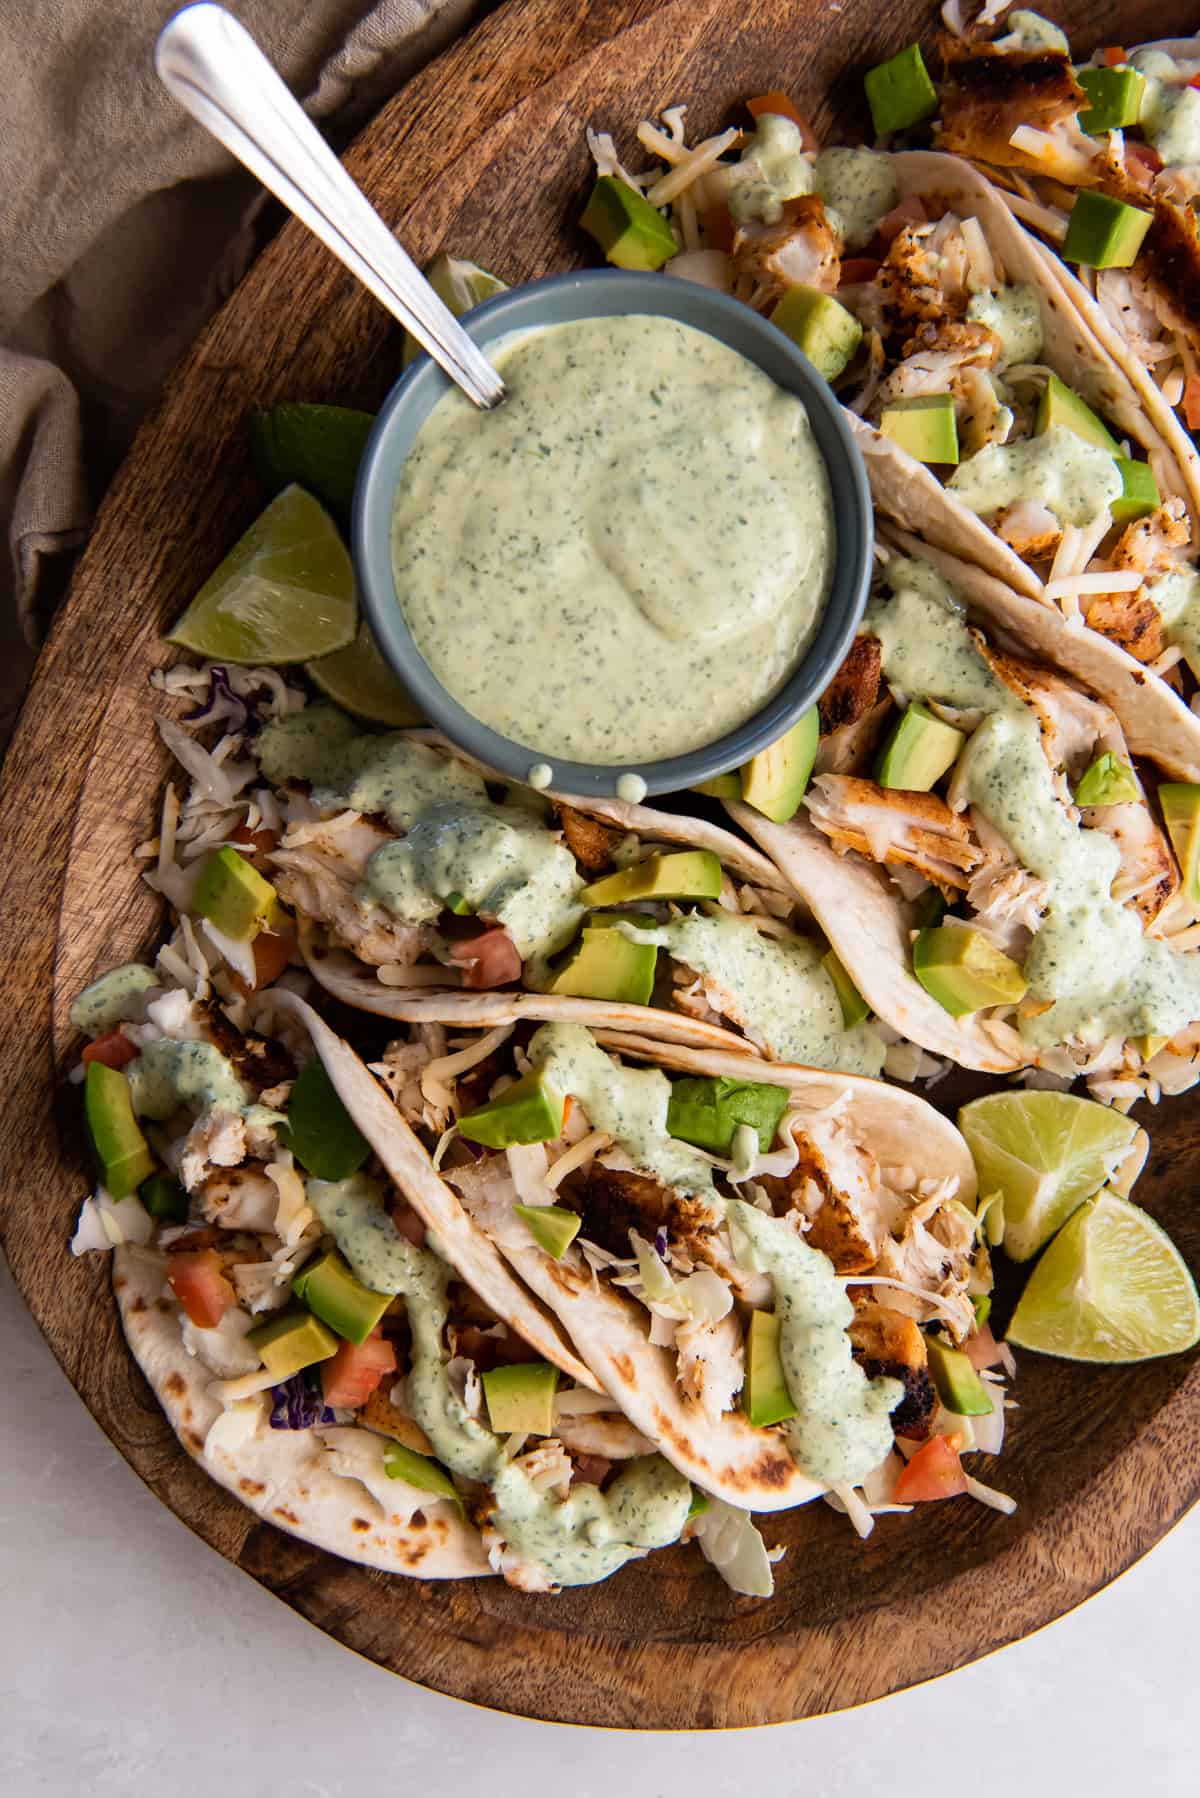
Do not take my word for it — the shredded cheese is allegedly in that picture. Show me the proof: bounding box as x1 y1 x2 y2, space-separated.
544 1128 612 1191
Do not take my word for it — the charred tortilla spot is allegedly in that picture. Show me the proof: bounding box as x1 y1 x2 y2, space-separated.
156 1297 173 1313
352 1517 371 1532
185 1430 204 1453
274 1506 299 1524
611 1353 636 1384
129 1295 146 1313
402 1541 430 1567
164 1372 186 1398
239 1478 266 1496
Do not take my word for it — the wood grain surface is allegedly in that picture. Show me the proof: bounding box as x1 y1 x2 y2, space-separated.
1 0 1198 1729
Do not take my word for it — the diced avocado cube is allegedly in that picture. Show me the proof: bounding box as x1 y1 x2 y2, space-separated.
140 1172 188 1223
666 1075 790 1155
769 286 863 382
481 1361 559 1436
581 849 723 906
912 925 1028 1017
742 1311 798 1428
580 175 678 271
926 1336 995 1418
442 890 473 915
691 773 743 800
247 1307 339 1380
879 393 959 465
547 922 657 1005
192 845 280 943
1159 783 1200 903
292 1249 391 1345
822 949 870 1029
85 1062 155 1200
1035 372 1120 453
1111 455 1161 525
283 1056 370 1183
1062 189 1152 269
1074 752 1139 807
382 1440 463 1508
686 1487 711 1519
740 708 819 823
864 43 938 137
458 1068 566 1149
875 702 965 791
972 1293 992 1327
513 1202 581 1259
1077 66 1146 135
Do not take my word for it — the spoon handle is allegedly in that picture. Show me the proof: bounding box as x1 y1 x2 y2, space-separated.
156 3 507 410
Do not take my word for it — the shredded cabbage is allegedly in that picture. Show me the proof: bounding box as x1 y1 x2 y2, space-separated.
693 1498 776 1597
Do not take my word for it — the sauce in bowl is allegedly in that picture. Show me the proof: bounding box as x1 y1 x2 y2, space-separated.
389 313 835 765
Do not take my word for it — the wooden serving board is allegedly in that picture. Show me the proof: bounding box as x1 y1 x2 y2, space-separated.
1 0 1198 1730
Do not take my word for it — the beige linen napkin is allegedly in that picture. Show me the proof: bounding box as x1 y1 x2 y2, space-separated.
0 0 480 744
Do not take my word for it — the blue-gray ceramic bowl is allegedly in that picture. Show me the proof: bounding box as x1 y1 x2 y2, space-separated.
353 269 872 799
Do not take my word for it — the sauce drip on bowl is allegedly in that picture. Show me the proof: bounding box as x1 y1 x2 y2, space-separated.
390 314 835 764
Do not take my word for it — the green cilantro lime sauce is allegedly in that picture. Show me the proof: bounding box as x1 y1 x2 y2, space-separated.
360 803 583 960
70 963 159 1037
871 558 1200 1045
528 1023 714 1194
729 114 815 225
126 1039 250 1120
813 148 898 253
390 315 834 764
947 425 1122 532
308 1174 691 1583
256 708 582 961
998 10 1069 53
727 1200 900 1485
1149 568 1200 678
1132 50 1200 166
621 911 885 1074
965 284 1044 370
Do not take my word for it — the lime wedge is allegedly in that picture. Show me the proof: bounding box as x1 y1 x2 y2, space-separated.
1008 1190 1200 1362
251 404 374 527
958 1090 1139 1262
167 485 357 665
402 254 507 367
306 621 424 727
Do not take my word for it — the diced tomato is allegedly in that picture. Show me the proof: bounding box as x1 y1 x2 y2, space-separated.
892 1434 968 1504
230 821 279 861
700 204 735 251
571 1453 612 1488
964 1321 1007 1371
390 1202 428 1248
746 92 818 150
167 1249 235 1328
839 257 882 286
1184 374 1200 431
876 195 928 245
1102 47 1127 68
251 929 296 987
1190 74 1200 91
562 1095 574 1127
322 1329 397 1409
81 1030 138 1071
449 926 522 989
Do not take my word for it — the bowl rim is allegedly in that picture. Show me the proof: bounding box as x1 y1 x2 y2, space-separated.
352 267 873 797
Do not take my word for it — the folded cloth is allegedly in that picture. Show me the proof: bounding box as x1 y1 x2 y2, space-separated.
0 0 479 745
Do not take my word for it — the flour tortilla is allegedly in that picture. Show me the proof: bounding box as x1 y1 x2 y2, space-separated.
274 990 602 1392
852 152 1200 765
294 998 980 1511
113 1244 490 1579
291 738 799 1052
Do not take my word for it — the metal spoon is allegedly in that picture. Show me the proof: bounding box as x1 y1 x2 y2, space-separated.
155 2 507 409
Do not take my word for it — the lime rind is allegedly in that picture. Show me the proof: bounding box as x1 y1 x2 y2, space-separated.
167 485 357 666
306 621 424 727
402 255 507 367
959 1090 1138 1263
1008 1190 1200 1362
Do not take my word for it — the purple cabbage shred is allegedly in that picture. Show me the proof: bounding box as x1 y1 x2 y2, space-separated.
654 1227 669 1261
269 1370 335 1430
184 665 250 733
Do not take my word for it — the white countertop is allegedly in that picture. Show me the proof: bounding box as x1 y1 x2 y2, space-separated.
2 1249 1192 1796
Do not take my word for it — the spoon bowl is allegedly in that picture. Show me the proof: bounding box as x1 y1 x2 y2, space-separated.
354 269 874 800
